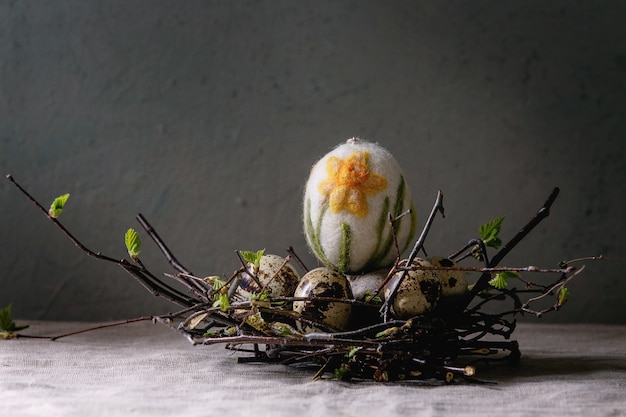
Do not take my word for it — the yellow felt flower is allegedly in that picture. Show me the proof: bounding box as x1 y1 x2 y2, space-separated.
318 151 387 217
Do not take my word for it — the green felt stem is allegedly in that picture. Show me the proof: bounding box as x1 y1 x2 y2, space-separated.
305 198 330 266
363 176 413 271
338 222 352 273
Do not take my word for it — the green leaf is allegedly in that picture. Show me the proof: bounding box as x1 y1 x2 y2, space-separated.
375 326 400 339
251 290 269 302
488 270 520 289
363 290 383 305
203 276 222 286
125 228 142 259
479 216 505 249
0 304 14 331
240 249 265 269
270 322 297 337
557 287 570 306
212 293 230 312
346 346 361 359
0 304 28 339
334 364 350 381
210 277 230 311
211 277 226 291
48 193 70 218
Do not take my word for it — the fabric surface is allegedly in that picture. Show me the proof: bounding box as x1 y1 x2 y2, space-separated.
1 321 625 417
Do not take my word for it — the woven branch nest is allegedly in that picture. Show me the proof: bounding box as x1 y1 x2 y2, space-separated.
158 261 576 384
7 175 586 384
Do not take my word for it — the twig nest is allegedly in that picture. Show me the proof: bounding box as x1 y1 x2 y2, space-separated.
383 258 442 319
293 267 353 333
427 256 468 297
303 138 417 274
236 254 300 299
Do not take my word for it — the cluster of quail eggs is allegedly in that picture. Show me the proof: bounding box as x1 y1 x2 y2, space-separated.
233 139 470 334
322 254 468 328
234 252 353 333
234 252 468 334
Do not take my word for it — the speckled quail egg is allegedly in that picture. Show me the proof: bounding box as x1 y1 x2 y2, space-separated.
427 256 468 297
236 254 300 299
383 258 441 319
293 267 353 333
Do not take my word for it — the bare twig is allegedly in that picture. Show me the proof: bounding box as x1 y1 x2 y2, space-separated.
136 213 207 295
459 187 561 311
50 316 154 341
379 190 444 321
6 174 197 307
286 246 309 273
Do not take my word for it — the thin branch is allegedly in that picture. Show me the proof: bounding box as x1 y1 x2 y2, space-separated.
6 174 197 308
460 187 560 309
286 246 309 273
50 316 153 341
119 263 195 307
136 213 191 275
135 213 209 296
398 264 573 275
379 190 444 321
6 174 122 265
522 266 584 308
559 254 618 266
449 238 490 265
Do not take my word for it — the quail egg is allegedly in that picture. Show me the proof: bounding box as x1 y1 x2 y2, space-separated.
383 258 441 319
236 254 300 299
427 256 468 297
293 267 353 333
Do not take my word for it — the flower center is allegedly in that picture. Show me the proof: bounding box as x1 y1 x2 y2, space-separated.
339 161 368 187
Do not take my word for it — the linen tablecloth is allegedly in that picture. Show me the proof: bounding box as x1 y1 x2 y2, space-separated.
1 321 625 417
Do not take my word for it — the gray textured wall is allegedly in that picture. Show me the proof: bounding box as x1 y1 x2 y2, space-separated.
1 1 624 323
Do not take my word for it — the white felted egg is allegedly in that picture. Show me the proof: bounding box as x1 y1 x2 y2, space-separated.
303 138 417 274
